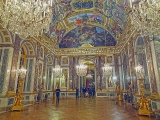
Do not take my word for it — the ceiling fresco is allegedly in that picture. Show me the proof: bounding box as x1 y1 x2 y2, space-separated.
59 25 116 48
45 0 129 48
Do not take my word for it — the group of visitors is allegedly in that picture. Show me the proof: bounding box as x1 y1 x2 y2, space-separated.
37 86 96 104
80 86 95 98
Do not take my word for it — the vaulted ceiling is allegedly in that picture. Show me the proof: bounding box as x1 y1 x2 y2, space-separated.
44 0 132 49
0 0 137 56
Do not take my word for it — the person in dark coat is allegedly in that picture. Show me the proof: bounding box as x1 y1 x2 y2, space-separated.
76 87 79 99
56 87 60 103
82 86 86 98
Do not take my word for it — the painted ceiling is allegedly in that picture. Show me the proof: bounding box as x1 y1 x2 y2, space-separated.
45 0 129 48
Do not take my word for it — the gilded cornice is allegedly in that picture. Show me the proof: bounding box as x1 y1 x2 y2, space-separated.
115 18 137 53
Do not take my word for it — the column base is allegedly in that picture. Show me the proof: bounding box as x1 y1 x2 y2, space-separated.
138 108 152 117
6 91 16 97
102 89 107 92
96 89 101 92
32 90 38 93
68 88 73 91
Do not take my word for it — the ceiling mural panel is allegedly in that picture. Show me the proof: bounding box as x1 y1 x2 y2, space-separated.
59 25 116 48
45 0 129 48
68 13 103 24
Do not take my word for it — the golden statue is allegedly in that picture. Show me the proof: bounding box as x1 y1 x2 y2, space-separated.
115 83 122 101
11 79 24 111
137 78 152 116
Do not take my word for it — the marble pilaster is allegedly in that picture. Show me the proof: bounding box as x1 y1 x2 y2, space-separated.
95 56 100 90
144 39 157 93
114 54 120 82
33 43 40 92
69 56 73 89
8 35 21 91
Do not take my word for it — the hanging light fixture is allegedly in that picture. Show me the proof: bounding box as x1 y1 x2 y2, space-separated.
0 0 52 39
76 60 87 77
102 63 112 77
135 63 145 79
129 0 160 38
86 62 93 80
53 64 62 78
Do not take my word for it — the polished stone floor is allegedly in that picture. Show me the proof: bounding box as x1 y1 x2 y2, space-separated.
0 98 156 120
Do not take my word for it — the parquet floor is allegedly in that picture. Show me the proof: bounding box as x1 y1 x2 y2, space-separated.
0 98 156 120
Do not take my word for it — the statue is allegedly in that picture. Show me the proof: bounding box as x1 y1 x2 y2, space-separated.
116 83 120 93
115 82 122 101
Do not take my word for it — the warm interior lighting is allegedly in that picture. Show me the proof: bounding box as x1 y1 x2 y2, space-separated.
0 0 52 39
76 60 87 76
135 63 145 79
53 65 62 78
129 0 160 38
102 63 112 76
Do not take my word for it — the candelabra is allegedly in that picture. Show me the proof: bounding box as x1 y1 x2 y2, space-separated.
115 83 122 101
135 63 152 116
76 59 87 92
86 62 93 80
53 64 62 88
0 0 52 39
11 67 27 111
76 60 87 77
102 63 113 91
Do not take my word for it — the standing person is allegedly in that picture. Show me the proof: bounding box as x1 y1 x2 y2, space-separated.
82 86 86 98
76 87 79 99
56 87 60 103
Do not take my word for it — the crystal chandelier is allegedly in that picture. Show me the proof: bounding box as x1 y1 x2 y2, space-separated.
0 0 52 39
86 62 93 80
76 60 87 76
129 0 160 38
18 67 27 78
53 65 62 78
135 63 145 79
102 63 112 77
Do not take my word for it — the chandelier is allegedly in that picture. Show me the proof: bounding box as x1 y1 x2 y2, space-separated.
102 63 112 77
0 0 52 39
53 65 62 78
135 63 145 79
76 60 87 76
86 62 93 80
129 0 160 38
18 67 27 78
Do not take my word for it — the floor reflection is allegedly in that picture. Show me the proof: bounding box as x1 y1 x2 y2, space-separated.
0 98 156 120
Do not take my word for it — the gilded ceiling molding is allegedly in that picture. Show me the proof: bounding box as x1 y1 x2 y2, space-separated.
116 19 137 53
0 24 12 44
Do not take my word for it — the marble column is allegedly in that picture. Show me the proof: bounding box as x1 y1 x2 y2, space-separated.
100 56 105 89
95 56 100 90
150 40 160 94
33 43 40 92
42 50 48 90
130 42 137 92
74 56 78 88
8 35 21 91
114 54 120 83
144 38 157 93
69 56 73 90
